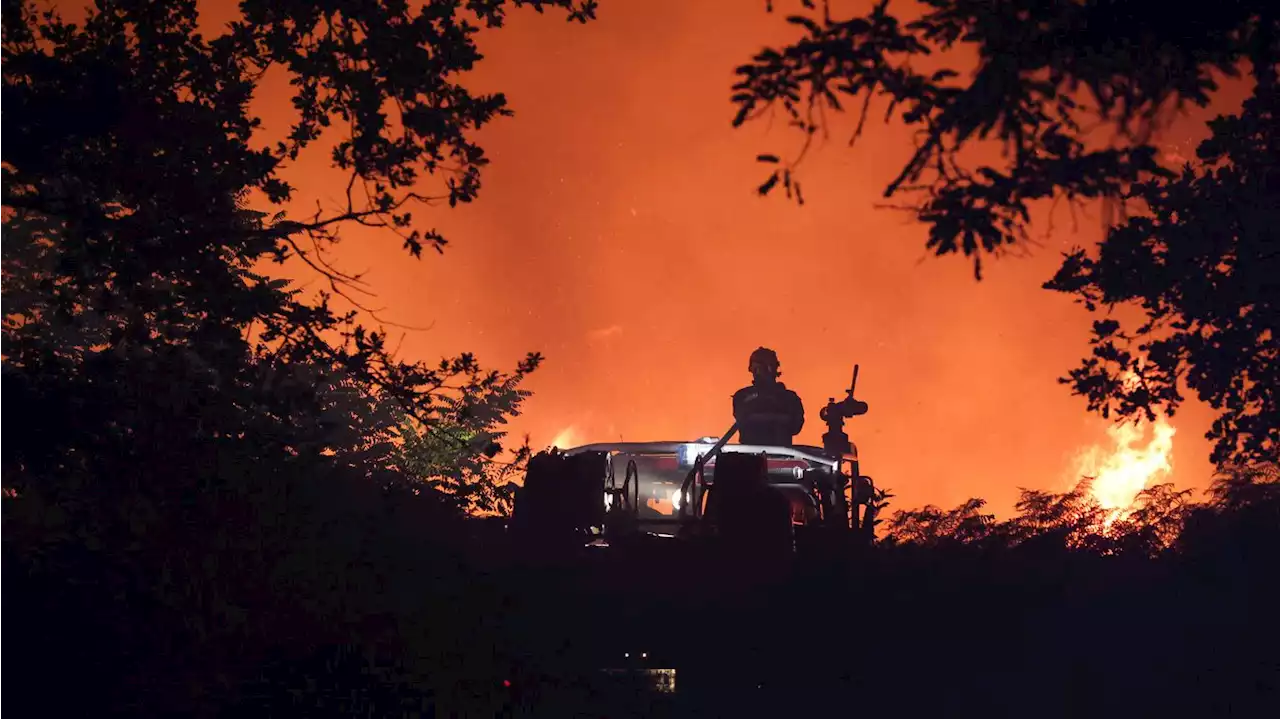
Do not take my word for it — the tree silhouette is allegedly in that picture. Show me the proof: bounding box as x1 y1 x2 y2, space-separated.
1045 81 1279 466
881 496 995 547
1204 461 1280 509
1109 482 1196 556
7 2 1280 715
2 1 594 714
733 1 1277 468
391 373 533 515
733 0 1275 277
2 0 593 484
878 463 1278 562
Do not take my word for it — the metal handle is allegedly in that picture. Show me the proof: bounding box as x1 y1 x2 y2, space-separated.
677 421 738 520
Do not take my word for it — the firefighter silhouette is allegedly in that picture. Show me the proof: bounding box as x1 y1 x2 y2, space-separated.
732 347 805 447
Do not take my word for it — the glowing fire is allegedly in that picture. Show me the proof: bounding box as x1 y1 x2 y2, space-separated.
550 425 579 449
1075 415 1176 514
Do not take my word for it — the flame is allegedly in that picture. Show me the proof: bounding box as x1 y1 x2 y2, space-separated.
550 425 579 449
1075 415 1176 515
1072 368 1178 521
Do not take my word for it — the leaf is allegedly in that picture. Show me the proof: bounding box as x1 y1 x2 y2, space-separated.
785 15 821 33
757 171 781 196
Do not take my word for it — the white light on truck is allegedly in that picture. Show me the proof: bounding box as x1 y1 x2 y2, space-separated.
678 442 714 468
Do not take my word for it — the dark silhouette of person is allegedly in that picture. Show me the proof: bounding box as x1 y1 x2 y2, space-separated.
732 347 804 447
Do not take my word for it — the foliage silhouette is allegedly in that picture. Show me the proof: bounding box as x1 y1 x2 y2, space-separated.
735 1 1278 468
391 390 531 516
882 464 1277 560
734 0 1275 275
1045 81 1279 466
4 0 1279 715
2 0 594 479
3 0 592 715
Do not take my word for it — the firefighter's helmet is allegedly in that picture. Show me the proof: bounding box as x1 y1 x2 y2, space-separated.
748 346 780 373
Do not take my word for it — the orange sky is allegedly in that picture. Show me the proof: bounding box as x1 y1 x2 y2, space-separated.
234 0 1240 515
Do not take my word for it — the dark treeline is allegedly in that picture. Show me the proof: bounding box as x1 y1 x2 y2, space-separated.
6 433 1280 716
4 0 1279 716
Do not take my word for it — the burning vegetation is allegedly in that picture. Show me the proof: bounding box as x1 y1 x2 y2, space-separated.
1077 415 1178 524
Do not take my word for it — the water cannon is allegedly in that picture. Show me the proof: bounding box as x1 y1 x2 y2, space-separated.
820 365 869 456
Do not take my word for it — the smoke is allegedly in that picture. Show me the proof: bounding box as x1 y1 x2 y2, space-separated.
301 0 1221 515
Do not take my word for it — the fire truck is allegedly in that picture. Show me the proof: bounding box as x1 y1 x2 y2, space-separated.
507 366 881 553
496 367 882 707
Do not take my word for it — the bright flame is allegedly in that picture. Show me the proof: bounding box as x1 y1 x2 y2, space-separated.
550 425 579 449
1075 416 1176 515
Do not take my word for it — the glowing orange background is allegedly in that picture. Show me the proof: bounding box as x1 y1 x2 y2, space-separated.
224 0 1241 514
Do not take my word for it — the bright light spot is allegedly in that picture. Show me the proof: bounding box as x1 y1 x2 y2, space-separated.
551 425 579 449
678 443 705 467
670 487 682 511
679 441 717 468
1076 414 1176 520
604 493 613 511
